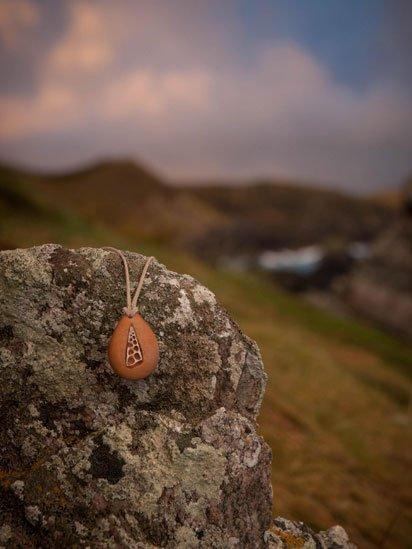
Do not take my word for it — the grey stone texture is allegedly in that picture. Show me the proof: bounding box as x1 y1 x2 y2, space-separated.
0 245 353 548
266 518 356 548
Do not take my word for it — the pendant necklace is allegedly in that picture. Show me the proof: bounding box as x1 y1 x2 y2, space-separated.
105 247 159 380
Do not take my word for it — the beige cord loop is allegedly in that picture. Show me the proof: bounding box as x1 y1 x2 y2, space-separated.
104 247 154 317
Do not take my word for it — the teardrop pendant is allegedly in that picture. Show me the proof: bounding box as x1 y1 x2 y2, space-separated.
108 313 159 380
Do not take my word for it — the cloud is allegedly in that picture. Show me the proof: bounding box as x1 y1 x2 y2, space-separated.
0 84 79 140
0 0 40 50
48 2 112 73
0 66 212 140
102 70 212 119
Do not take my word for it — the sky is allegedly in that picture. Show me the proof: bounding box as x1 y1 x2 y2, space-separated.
0 0 411 193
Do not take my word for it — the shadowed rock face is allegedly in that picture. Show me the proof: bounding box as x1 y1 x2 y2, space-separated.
0 245 271 547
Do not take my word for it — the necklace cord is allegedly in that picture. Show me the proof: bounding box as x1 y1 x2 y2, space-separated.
104 247 154 317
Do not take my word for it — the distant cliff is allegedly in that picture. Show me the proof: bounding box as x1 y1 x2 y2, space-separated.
341 180 412 340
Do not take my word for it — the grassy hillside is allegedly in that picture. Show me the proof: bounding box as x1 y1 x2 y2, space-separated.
208 270 411 548
1 161 393 260
1 167 411 547
1 162 225 247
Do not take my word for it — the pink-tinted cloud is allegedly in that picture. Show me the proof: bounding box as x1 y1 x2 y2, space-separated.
102 69 212 119
48 2 112 73
0 0 40 50
0 84 79 139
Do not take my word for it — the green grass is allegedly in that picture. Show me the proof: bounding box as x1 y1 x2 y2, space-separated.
214 270 411 547
1 181 411 548
201 269 412 375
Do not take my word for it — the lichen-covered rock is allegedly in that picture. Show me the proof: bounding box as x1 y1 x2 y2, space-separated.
0 245 272 547
265 518 355 549
0 245 356 548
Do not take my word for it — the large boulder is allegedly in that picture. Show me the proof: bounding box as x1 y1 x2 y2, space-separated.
0 245 354 548
0 245 271 547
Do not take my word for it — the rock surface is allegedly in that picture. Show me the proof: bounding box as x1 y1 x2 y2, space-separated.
266 518 356 549
0 245 353 547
